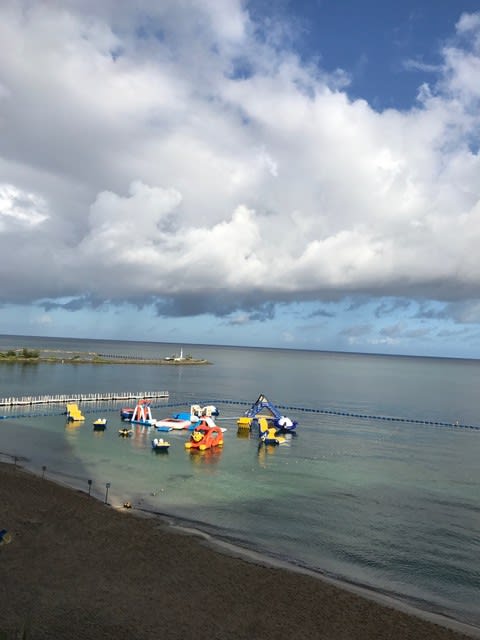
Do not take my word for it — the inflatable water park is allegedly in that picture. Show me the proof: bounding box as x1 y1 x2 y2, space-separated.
117 395 296 451
257 417 287 445
66 403 85 422
185 417 224 451
58 394 299 453
120 402 219 431
129 400 157 426
237 394 298 434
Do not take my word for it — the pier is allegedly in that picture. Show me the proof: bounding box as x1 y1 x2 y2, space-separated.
0 391 169 407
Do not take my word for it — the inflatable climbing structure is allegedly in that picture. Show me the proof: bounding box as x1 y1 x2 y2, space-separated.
185 418 224 451
237 394 298 433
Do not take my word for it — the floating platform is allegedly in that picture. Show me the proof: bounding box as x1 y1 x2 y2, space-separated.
0 390 169 407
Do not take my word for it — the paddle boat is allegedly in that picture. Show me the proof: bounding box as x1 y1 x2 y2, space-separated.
257 417 287 445
185 418 224 451
93 418 107 431
151 437 170 452
237 394 297 433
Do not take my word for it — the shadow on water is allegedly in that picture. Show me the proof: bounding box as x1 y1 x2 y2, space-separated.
0 417 115 502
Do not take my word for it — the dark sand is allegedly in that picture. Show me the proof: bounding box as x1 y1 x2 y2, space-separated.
1 462 478 640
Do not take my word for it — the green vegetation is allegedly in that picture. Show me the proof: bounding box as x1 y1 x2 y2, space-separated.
0 348 210 365
0 348 39 360
22 348 40 359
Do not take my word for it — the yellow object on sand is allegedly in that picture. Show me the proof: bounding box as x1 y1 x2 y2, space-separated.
237 416 252 429
0 529 12 545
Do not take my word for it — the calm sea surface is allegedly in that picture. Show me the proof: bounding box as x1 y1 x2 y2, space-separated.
1 335 479 629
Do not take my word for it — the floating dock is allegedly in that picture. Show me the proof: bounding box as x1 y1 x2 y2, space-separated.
0 391 169 407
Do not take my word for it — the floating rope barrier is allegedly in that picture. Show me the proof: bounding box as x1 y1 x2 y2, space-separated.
0 396 478 431
198 398 480 431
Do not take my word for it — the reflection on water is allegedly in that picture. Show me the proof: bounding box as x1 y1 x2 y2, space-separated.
256 442 281 465
64 421 83 439
187 448 223 465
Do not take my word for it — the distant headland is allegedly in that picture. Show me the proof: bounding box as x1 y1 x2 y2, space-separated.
0 347 210 365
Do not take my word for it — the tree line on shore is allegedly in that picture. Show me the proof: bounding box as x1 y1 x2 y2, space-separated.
0 348 40 359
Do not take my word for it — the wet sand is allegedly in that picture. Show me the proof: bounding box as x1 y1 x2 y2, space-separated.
1 462 477 640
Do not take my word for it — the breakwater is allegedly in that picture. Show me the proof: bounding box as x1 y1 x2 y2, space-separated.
0 391 169 407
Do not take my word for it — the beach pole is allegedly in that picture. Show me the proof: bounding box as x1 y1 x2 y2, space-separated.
42 465 46 479
104 482 110 504
88 479 92 496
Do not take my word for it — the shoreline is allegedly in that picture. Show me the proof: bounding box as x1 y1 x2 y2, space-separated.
0 348 210 366
1 460 478 640
132 505 480 639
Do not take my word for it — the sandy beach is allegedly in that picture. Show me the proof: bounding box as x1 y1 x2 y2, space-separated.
1 461 477 640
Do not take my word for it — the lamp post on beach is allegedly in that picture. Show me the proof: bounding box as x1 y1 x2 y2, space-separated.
87 479 92 496
105 482 111 504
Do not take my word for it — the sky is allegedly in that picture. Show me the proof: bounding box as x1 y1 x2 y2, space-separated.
1 0 480 358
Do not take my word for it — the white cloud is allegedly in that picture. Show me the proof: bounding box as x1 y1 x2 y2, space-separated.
403 59 441 73
0 3 480 321
456 12 480 39
0 184 49 229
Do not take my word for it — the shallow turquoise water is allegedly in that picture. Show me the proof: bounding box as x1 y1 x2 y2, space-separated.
1 335 479 628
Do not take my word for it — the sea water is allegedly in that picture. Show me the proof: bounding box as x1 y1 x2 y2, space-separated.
0 335 479 628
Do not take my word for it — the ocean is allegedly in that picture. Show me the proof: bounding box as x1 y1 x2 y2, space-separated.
0 335 479 630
